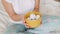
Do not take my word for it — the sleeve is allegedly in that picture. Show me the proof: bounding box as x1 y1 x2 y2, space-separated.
5 0 13 3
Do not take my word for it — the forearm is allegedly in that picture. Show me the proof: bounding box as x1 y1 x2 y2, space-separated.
11 14 21 21
2 0 21 21
34 0 40 11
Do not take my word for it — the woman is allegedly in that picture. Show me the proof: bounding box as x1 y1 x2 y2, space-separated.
2 0 40 34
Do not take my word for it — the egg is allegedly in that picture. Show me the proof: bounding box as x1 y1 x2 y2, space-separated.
30 14 36 20
27 14 40 20
36 15 40 20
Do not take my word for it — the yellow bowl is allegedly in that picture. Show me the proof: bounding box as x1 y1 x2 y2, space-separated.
24 11 42 28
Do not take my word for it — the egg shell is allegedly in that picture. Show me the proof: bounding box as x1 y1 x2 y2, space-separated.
30 14 36 20
36 15 40 20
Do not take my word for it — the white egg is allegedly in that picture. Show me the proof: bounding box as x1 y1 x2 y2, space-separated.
36 15 40 20
30 14 36 20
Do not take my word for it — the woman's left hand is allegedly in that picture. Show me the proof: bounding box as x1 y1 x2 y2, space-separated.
33 8 39 12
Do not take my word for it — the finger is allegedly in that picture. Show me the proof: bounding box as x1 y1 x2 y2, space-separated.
24 23 30 28
24 23 28 26
25 25 29 28
24 21 31 28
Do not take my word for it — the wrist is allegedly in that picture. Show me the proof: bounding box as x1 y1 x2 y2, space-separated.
11 14 21 21
34 8 39 11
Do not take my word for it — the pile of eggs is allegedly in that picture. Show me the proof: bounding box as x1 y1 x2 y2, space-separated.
27 13 40 20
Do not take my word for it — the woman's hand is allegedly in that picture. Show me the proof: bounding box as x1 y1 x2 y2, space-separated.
18 15 30 28
24 22 30 28
23 17 30 28
33 8 39 12
34 0 40 12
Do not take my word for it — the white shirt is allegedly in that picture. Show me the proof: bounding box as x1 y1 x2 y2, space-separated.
6 0 35 15
5 0 35 24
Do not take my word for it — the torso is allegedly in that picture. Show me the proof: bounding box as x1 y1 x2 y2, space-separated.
12 0 35 15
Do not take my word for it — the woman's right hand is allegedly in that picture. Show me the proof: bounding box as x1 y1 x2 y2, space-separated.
24 22 30 28
17 15 30 28
20 15 30 28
